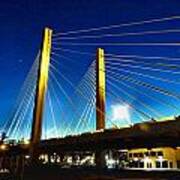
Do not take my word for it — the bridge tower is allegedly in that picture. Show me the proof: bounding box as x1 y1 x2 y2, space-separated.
30 28 52 160
96 48 106 130
95 48 106 168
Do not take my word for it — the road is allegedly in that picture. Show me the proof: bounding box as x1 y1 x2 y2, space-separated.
1 166 180 179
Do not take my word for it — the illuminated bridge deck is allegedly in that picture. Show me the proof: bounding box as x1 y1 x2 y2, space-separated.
40 117 180 153
1 118 180 156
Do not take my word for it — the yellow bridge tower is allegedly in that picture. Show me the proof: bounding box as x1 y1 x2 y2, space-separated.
96 48 106 130
30 28 52 159
96 48 106 168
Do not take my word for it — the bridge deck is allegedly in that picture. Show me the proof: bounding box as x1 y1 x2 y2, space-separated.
1 118 179 155
40 117 180 152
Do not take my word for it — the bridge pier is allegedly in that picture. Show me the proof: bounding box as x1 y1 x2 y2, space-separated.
60 154 64 163
72 154 77 164
15 155 25 177
95 150 106 169
47 153 51 164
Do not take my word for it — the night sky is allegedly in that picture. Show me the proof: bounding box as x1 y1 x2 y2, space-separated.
0 0 180 138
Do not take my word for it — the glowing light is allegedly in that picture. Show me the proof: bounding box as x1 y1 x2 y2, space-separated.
0 144 7 150
23 139 30 145
158 156 163 161
25 155 30 159
111 104 131 124
144 156 151 163
106 158 116 169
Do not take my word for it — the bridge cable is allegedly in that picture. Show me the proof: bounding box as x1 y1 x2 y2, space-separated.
106 65 180 94
53 29 180 41
106 60 180 75
53 15 180 36
106 53 180 63
106 78 163 118
106 69 180 111
106 57 180 72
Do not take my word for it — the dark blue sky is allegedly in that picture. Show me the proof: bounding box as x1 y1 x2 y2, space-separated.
0 0 180 137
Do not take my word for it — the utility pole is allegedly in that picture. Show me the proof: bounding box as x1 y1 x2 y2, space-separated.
30 27 52 160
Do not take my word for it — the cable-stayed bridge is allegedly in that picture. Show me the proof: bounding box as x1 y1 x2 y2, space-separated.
0 15 180 172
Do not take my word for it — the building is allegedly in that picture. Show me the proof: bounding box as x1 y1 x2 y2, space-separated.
127 147 180 169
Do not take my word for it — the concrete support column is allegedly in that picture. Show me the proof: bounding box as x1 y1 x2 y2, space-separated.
95 150 106 169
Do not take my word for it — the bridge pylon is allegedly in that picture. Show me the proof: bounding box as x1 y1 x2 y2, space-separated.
30 27 52 160
96 48 106 130
95 48 106 168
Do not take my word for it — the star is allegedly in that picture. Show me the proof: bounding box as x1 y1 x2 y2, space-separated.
18 59 23 63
